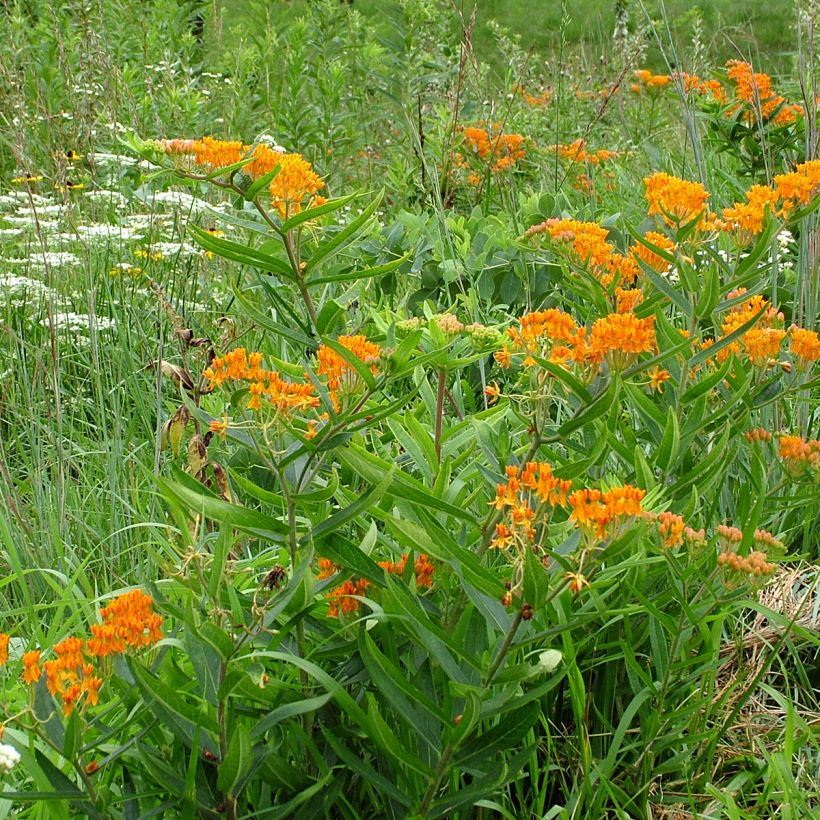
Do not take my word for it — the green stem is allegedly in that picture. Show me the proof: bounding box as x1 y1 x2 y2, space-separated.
484 608 524 686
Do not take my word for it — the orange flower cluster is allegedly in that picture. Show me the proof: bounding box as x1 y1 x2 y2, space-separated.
745 427 773 443
514 84 552 107
500 307 587 369
524 218 639 287
267 152 326 217
675 72 726 102
631 69 671 90
158 138 325 215
44 640 104 716
460 124 526 172
615 287 643 314
722 185 779 236
753 529 785 554
89 590 163 656
588 313 656 369
773 160 820 214
711 291 785 365
0 633 8 665
644 172 711 227
568 485 646 539
654 511 685 548
204 348 320 416
490 462 571 550
790 326 820 369
726 61 802 126
16 590 161 716
717 548 776 577
555 139 619 166
315 335 382 410
630 231 676 273
378 554 435 588
321 554 434 617
326 579 370 618
778 434 820 477
631 70 726 101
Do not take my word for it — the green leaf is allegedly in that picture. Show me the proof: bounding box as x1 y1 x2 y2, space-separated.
218 724 253 795
679 356 732 403
250 692 333 740
308 253 410 285
307 468 394 544
305 190 384 272
523 547 549 610
338 443 475 522
559 379 619 436
130 661 220 743
244 164 281 200
656 409 681 473
317 534 385 587
155 474 288 539
360 632 449 727
384 514 503 599
280 192 360 232
190 226 295 280
455 701 541 767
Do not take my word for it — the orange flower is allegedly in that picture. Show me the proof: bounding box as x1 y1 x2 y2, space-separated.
87 590 163 657
491 462 571 550
569 485 645 538
588 313 656 368
209 415 229 438
461 124 526 172
644 172 711 227
778 434 820 477
648 366 670 392
315 335 381 410
745 427 772 443
484 382 501 404
0 634 9 666
726 61 801 126
378 553 435 588
631 231 676 272
722 185 778 236
326 578 369 618
22 650 41 684
565 571 590 594
268 153 325 217
317 558 340 580
633 69 671 89
656 511 685 548
773 161 820 213
81 675 103 707
790 326 820 368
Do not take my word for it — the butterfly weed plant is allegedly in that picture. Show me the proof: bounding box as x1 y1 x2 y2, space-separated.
0 1 818 818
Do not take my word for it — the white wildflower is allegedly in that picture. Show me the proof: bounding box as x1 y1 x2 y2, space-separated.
40 312 117 333
0 743 20 771
27 252 80 268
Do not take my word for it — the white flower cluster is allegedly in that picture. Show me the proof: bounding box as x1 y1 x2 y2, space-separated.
0 743 20 771
27 252 80 268
39 312 118 333
0 275 55 304
75 224 142 241
139 190 211 213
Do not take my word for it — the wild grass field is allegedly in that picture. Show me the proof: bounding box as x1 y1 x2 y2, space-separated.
0 0 818 817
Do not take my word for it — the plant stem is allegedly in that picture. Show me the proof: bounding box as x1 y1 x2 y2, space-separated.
416 743 454 817
434 367 446 462
484 608 524 686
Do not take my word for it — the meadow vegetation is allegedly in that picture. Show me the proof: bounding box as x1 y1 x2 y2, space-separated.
0 0 818 817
